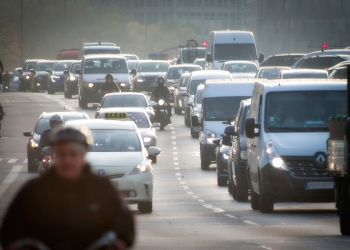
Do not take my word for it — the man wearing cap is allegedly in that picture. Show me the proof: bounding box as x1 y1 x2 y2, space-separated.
99 73 121 96
0 128 135 250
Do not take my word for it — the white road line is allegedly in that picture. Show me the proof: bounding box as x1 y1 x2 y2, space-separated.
175 173 181 176
213 208 225 213
0 165 23 199
171 136 176 140
170 127 174 130
187 191 194 195
174 157 178 161
183 186 189 190
23 159 28 163
173 152 178 155
224 214 237 219
171 131 176 134
173 147 177 150
244 220 260 226
172 141 176 145
198 199 205 203
177 177 182 181
180 181 186 185
174 162 179 165
192 196 199 199
7 159 18 163
174 167 180 170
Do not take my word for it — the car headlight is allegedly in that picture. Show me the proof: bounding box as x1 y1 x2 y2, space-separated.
223 153 229 160
25 75 30 79
36 83 41 86
69 75 77 81
169 86 175 91
266 141 287 171
206 130 217 144
143 137 152 143
240 150 247 160
30 139 39 148
83 82 94 88
130 161 150 175
136 78 144 82
158 99 165 106
120 83 126 87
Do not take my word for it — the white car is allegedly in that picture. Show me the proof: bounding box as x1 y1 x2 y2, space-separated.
278 69 329 79
97 108 159 163
65 119 161 214
221 61 258 78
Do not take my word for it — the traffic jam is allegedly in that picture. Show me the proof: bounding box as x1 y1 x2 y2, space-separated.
1 9 350 249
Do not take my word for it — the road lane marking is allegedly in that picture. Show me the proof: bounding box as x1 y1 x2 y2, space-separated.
183 186 189 190
174 162 179 165
224 214 237 219
213 208 225 213
23 159 28 163
180 181 186 185
173 147 177 150
174 167 180 170
0 165 23 199
171 136 176 140
198 199 205 203
170 127 174 130
244 220 260 226
175 173 181 176
192 196 199 199
173 152 178 155
177 177 182 180
187 191 194 195
44 95 76 111
174 157 178 161
171 131 176 134
172 141 176 145
7 159 18 163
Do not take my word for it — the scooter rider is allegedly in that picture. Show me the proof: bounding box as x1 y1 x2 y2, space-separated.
152 76 172 123
99 73 121 96
39 114 64 151
2 71 11 91
0 127 135 250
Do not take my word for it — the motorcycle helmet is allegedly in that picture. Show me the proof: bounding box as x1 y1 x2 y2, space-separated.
106 73 113 81
49 114 64 128
156 76 166 86
49 127 91 150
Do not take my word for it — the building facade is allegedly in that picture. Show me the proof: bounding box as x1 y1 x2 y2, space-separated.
245 0 350 56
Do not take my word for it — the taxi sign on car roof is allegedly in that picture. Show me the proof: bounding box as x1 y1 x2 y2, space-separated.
104 113 128 119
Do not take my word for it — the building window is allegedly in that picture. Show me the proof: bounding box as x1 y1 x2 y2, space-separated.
210 0 215 7
196 0 202 7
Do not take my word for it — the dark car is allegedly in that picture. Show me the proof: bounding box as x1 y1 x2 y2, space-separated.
131 60 169 92
30 60 56 92
294 54 350 69
260 54 304 67
214 137 231 187
47 60 74 94
19 59 46 92
328 60 350 79
23 112 89 173
225 99 251 201
64 60 81 98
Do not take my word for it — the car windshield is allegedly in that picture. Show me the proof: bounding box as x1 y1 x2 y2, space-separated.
36 62 55 71
282 73 328 79
179 75 190 87
54 62 71 71
257 68 289 79
23 62 36 72
298 56 347 69
102 95 147 108
189 79 205 95
70 63 81 73
168 66 201 79
330 68 347 79
35 117 85 134
12 70 19 77
224 63 258 73
264 55 303 66
196 89 204 103
137 62 169 73
83 58 128 74
90 129 141 152
265 91 346 132
204 96 250 120
84 49 121 55
181 49 206 63
214 44 257 61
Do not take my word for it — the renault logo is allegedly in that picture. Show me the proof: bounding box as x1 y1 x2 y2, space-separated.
97 169 105 175
315 154 326 168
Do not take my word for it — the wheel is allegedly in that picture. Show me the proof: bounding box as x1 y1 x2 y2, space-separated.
78 97 82 107
175 107 181 115
259 177 274 213
191 127 199 138
340 181 350 235
184 112 190 127
64 91 67 98
160 126 164 131
200 150 210 170
80 97 88 109
217 174 227 187
251 189 260 210
235 166 249 202
67 91 72 99
28 161 38 173
19 85 25 92
138 201 152 214
150 155 157 163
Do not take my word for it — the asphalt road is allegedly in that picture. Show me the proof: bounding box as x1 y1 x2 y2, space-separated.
0 92 349 249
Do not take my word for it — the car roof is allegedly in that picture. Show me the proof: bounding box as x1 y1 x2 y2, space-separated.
259 66 291 70
138 60 169 64
37 60 56 64
99 107 148 114
190 70 232 80
180 72 192 77
168 64 202 68
65 119 136 130
267 53 305 57
83 54 126 60
104 92 146 98
84 46 119 49
25 59 47 62
40 112 88 119
281 69 328 75
224 60 257 65
55 60 76 63
257 79 346 91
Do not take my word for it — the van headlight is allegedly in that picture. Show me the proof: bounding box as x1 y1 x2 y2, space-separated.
120 83 126 87
143 137 152 143
30 139 39 148
69 75 77 81
130 161 150 175
266 141 287 171
158 99 165 106
206 130 217 144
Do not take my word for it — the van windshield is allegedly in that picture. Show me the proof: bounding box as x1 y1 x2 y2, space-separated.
205 96 250 121
214 44 257 61
84 58 128 74
189 80 205 95
265 90 346 132
84 49 121 55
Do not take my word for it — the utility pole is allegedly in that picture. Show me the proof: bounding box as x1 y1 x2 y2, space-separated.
20 0 24 64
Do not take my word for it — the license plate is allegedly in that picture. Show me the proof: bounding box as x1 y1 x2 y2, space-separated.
305 182 334 190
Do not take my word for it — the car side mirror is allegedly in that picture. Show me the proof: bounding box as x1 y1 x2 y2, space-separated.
181 92 188 97
46 69 51 73
147 146 161 156
206 54 213 62
150 101 157 107
17 69 22 73
222 134 232 146
187 101 193 107
30 69 35 74
176 59 181 64
224 125 238 136
23 131 33 137
213 138 221 147
345 118 350 144
130 69 137 75
64 70 69 74
152 122 160 128
75 69 81 74
258 54 265 63
244 118 260 138
41 146 52 157
92 103 101 109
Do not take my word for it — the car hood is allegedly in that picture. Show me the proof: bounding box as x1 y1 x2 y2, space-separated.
83 74 130 83
230 73 257 78
267 132 328 156
138 72 167 78
86 152 143 175
36 72 49 77
52 71 65 77
139 128 154 137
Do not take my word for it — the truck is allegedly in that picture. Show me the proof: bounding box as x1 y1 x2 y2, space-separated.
176 39 206 64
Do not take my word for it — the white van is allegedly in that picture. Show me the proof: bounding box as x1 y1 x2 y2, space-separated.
245 79 346 213
205 30 264 70
197 79 255 170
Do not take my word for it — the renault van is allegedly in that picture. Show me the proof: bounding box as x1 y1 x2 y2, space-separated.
197 79 255 170
245 79 346 213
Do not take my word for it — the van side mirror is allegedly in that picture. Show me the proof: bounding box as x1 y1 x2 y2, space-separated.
244 118 260 138
345 118 350 143
222 134 232 146
46 69 51 73
130 69 137 75
206 54 213 63
213 138 221 147
224 125 237 136
75 69 81 74
64 70 69 75
258 54 265 63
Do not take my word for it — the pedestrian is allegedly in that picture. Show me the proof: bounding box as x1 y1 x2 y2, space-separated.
0 127 135 250
0 100 5 138
0 60 3 83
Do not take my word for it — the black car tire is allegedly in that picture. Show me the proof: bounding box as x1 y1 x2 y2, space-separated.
259 177 274 213
138 201 152 214
191 128 199 139
78 97 82 107
19 85 25 92
184 113 190 127
28 159 38 173
200 150 210 170
217 174 227 187
66 91 72 99
251 189 260 210
80 96 88 109
235 166 249 202
175 106 181 115
340 181 350 235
